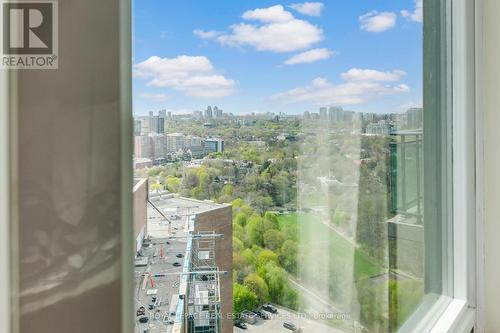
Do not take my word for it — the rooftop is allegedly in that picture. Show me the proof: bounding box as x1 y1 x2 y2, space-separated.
135 195 227 333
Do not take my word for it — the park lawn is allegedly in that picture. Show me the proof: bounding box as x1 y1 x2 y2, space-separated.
278 212 384 279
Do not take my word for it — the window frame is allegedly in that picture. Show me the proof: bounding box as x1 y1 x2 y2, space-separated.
399 0 478 332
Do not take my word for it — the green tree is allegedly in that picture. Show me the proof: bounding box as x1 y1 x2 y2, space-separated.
233 283 258 314
256 249 279 268
184 171 199 189
244 273 270 303
246 215 265 246
263 229 285 251
234 212 248 227
263 262 287 302
281 286 299 310
279 240 297 274
150 183 162 191
222 184 234 196
165 176 181 192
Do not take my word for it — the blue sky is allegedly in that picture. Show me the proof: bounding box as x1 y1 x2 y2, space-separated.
133 0 423 116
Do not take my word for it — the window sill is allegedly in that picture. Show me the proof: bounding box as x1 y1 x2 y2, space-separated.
398 295 475 333
429 299 475 333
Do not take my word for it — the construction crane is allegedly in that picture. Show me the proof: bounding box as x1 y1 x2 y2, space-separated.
148 198 174 235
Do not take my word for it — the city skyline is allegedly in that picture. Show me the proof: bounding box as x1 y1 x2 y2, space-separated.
133 0 423 116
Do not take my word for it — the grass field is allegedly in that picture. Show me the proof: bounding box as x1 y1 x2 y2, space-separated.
278 212 384 279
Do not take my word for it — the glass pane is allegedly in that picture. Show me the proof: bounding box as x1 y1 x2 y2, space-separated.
132 0 451 332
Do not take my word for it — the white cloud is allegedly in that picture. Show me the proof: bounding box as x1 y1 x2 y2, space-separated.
138 92 170 102
195 5 323 53
341 68 406 82
289 2 324 16
134 55 237 99
359 11 397 32
193 29 222 39
402 0 423 23
284 48 334 65
242 5 294 22
271 68 409 106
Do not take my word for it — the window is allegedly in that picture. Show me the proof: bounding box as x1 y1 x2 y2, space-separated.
131 1 477 332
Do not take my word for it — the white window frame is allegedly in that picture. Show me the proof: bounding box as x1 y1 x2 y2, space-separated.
430 0 478 331
397 0 478 332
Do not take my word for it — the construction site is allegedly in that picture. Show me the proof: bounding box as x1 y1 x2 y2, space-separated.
133 180 233 333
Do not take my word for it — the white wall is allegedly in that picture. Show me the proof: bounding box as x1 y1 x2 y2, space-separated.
480 0 500 331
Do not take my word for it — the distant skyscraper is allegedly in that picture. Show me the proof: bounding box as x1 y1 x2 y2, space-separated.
319 107 327 121
343 110 354 122
205 106 213 119
213 106 223 118
134 119 142 136
148 110 166 134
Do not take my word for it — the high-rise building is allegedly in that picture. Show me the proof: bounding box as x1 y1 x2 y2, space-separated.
134 135 151 158
363 112 376 122
150 134 165 158
148 110 166 134
166 133 185 153
204 106 213 119
205 138 224 153
343 110 355 122
134 119 142 136
319 107 328 121
186 135 204 157
213 106 223 118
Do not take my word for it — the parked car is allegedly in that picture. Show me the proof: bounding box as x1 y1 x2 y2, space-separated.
253 309 269 319
262 304 278 313
173 262 181 267
240 310 258 324
283 321 297 331
234 320 247 330
138 317 149 324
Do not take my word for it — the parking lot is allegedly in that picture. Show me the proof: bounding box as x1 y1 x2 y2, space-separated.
234 306 347 333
